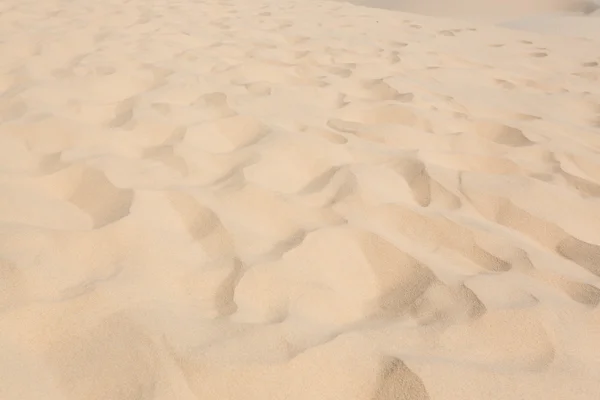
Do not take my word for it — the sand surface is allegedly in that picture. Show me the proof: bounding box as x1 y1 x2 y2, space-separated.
345 0 600 22
1 0 600 399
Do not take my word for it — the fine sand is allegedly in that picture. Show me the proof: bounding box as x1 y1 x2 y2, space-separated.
1 0 600 399
345 0 600 22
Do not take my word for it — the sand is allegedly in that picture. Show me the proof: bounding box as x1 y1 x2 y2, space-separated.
1 0 600 399
344 0 600 22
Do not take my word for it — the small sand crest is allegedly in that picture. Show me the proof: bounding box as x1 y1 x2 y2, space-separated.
234 226 436 327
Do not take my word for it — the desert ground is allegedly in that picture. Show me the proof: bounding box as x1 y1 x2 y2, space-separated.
1 0 600 399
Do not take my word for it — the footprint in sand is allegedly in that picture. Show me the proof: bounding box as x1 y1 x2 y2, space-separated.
20 163 133 228
142 145 189 176
64 167 134 228
556 237 600 277
494 79 516 90
190 92 238 121
162 192 238 266
386 50 402 64
391 158 437 207
391 41 409 48
323 65 353 78
530 52 548 58
183 114 269 154
438 30 456 37
107 97 136 128
341 78 414 102
243 81 273 97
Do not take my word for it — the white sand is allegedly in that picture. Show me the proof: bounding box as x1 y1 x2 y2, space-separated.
1 0 600 399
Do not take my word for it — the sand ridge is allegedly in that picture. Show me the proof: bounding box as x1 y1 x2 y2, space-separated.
1 0 600 399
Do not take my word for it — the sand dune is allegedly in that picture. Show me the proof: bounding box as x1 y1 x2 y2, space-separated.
1 0 600 399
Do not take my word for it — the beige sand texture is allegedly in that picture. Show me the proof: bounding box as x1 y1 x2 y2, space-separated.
1 0 600 399
344 0 600 22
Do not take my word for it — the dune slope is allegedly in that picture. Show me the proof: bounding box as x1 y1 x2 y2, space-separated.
1 0 600 399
